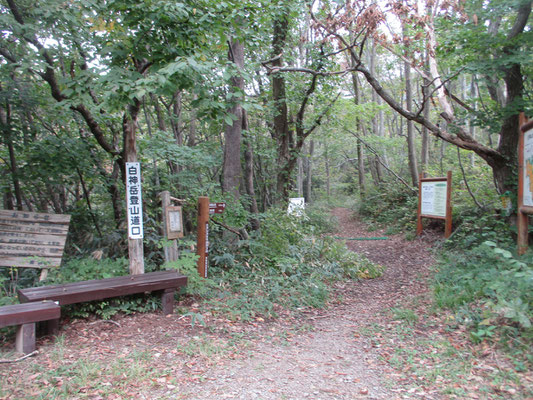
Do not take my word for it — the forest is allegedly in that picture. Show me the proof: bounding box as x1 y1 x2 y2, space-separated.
0 0 532 397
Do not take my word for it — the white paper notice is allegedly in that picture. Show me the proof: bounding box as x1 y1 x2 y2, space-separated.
421 181 447 217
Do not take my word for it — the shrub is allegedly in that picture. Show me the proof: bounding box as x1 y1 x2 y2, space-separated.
203 206 383 321
434 241 533 350
356 182 418 235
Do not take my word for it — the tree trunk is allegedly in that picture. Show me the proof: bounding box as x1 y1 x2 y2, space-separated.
0 101 23 210
357 139 366 198
304 140 314 203
243 113 260 230
271 11 291 201
404 45 419 186
421 51 430 171
350 66 366 198
324 143 331 199
297 156 304 197
222 39 245 200
369 39 384 180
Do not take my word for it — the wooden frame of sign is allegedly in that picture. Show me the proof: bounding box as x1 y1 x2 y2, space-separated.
416 171 453 238
518 113 533 255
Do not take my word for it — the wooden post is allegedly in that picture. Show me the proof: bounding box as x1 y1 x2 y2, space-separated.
196 196 209 278
160 191 179 264
445 171 453 238
416 172 423 235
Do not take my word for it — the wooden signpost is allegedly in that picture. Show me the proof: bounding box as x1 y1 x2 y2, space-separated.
518 113 533 255
417 171 453 238
196 197 226 278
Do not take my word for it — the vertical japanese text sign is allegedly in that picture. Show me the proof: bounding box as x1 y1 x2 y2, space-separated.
126 162 144 239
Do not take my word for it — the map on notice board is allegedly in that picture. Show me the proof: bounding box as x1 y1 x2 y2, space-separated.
523 127 533 207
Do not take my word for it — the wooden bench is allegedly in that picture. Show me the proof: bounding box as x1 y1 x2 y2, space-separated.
18 270 188 333
0 210 71 280
0 301 60 354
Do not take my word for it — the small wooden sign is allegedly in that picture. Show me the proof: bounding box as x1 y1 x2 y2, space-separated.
166 206 184 240
417 171 452 238
209 202 226 215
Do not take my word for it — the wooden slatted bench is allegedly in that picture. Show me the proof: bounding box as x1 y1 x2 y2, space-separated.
0 301 60 354
17 270 188 333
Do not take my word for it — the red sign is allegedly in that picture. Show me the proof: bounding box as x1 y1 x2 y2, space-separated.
209 202 226 214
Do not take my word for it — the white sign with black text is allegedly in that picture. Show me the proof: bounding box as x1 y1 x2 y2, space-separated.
126 162 144 239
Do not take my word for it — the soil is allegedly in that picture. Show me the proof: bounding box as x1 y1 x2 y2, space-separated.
1 208 530 399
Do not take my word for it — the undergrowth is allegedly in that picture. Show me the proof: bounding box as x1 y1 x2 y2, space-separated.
356 182 418 236
190 205 383 321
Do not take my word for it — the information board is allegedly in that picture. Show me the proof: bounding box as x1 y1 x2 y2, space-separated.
166 205 183 240
417 171 452 238
523 126 533 207
125 162 144 239
420 181 448 218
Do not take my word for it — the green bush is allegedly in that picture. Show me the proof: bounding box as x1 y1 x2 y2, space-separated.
434 241 533 350
204 206 383 321
357 182 418 235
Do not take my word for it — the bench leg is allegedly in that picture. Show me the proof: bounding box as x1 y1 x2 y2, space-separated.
16 323 36 354
161 289 175 315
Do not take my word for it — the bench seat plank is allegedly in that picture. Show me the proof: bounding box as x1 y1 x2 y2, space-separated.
18 270 188 306
0 301 60 328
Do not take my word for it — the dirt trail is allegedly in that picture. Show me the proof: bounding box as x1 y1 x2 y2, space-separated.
177 208 437 399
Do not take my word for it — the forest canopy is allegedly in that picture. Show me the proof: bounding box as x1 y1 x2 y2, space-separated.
0 0 531 263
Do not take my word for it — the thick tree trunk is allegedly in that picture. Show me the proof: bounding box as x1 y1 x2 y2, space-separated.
271 13 291 201
222 39 245 200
